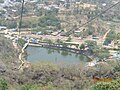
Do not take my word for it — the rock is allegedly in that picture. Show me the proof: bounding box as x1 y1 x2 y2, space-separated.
0 60 6 74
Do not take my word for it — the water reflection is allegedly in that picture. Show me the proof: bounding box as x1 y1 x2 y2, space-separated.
61 51 69 57
26 46 90 65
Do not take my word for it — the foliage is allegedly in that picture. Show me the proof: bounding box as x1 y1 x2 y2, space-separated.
61 51 68 56
86 40 97 47
97 49 109 61
117 33 120 40
0 36 17 63
0 33 120 90
104 38 112 45
0 78 8 90
16 5 28 16
87 25 95 35
18 38 26 47
85 40 109 60
0 10 5 15
6 21 17 29
92 82 110 90
38 15 61 29
0 19 6 26
56 39 63 45
44 39 53 44
85 40 97 51
107 31 117 40
0 19 17 29
92 78 120 90
21 83 61 90
21 84 37 90
66 37 72 42
62 43 69 47
36 8 58 16
80 44 85 50
18 16 39 28
109 79 120 90
113 61 120 72
104 31 117 45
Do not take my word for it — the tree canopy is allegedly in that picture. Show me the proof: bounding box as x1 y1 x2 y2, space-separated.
38 15 61 29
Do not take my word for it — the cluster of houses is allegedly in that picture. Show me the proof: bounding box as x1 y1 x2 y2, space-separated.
0 0 98 17
0 0 63 19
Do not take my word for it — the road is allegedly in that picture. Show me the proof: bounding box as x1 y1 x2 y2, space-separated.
0 28 112 47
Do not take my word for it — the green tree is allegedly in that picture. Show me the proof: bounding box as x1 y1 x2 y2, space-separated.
104 31 117 45
21 84 36 90
92 82 110 90
18 38 26 47
92 78 120 90
85 40 97 50
16 5 28 16
104 38 112 45
86 25 95 35
38 15 61 29
62 43 69 47
97 49 110 61
80 44 85 50
109 78 120 90
47 39 53 45
117 33 120 40
56 39 63 45
6 21 17 29
0 78 8 90
113 61 120 72
66 37 71 42
0 19 6 26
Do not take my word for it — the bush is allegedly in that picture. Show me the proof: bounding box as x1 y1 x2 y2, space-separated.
103 38 112 45
0 78 8 90
6 21 17 29
109 79 120 90
80 44 85 50
97 49 109 61
18 38 26 47
92 78 120 90
38 15 61 29
66 37 71 42
104 31 117 45
21 84 37 90
113 62 120 72
92 82 110 90
21 83 57 90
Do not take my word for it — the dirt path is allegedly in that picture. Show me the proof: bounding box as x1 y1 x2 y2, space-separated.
18 40 29 70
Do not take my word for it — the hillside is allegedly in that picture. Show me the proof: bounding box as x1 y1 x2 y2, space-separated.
0 35 120 90
0 35 20 69
0 0 120 89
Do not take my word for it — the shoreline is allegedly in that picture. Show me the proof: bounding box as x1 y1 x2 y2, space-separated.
11 37 118 68
28 43 95 61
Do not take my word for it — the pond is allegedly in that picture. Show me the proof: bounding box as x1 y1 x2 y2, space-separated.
26 46 91 65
